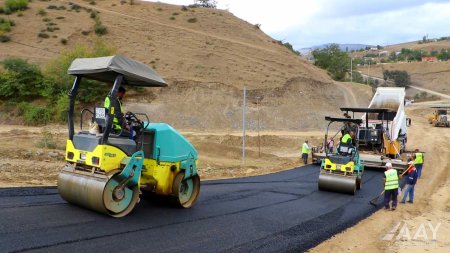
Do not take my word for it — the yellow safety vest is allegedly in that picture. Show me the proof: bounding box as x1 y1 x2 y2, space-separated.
341 133 352 144
384 169 399 190
414 152 423 164
104 97 123 130
301 143 310 154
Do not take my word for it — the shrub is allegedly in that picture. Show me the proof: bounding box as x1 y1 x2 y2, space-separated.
36 129 57 148
90 11 97 19
187 17 197 23
54 92 69 122
70 4 81 11
383 70 411 87
37 8 47 16
172 12 179 16
38 32 49 38
81 30 90 35
89 1 96 5
0 35 11 42
94 23 108 36
169 16 175 20
16 101 29 116
5 0 28 13
47 5 58 9
0 21 12 32
0 58 43 100
60 38 67 45
24 105 51 125
42 17 51 22
181 5 188 11
56 16 65 19
42 40 115 102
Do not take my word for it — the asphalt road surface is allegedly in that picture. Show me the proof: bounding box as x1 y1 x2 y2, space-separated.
0 165 384 253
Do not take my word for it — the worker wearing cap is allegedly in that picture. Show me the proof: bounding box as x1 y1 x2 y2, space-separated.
401 161 418 204
104 86 126 133
413 148 424 178
383 162 400 210
301 140 310 165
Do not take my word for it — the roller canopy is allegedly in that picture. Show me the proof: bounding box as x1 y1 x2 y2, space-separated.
340 107 390 113
67 55 167 87
325 116 363 124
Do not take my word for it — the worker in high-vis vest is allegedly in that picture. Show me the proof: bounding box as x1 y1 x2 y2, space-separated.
301 140 311 165
413 148 424 178
104 86 126 133
341 131 355 145
383 162 400 211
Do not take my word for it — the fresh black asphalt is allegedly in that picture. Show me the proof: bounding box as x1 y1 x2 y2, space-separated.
0 165 384 253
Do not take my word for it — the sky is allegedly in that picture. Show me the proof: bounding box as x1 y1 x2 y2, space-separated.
147 0 450 49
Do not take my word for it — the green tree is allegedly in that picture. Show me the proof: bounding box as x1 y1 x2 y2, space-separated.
383 70 411 87
437 49 449 61
0 58 43 100
194 0 216 8
43 40 116 102
312 44 350 81
351 71 364 84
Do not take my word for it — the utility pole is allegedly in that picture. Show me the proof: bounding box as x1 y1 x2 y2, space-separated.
350 58 353 83
256 96 261 157
242 87 246 165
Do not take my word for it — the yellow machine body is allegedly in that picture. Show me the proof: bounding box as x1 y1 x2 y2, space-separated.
382 134 401 156
65 140 184 196
323 158 355 173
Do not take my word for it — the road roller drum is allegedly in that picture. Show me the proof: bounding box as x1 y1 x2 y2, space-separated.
318 171 357 195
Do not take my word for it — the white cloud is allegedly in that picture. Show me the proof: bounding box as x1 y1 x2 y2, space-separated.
145 1 450 48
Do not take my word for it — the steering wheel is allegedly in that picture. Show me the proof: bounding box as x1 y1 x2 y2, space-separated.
124 111 144 130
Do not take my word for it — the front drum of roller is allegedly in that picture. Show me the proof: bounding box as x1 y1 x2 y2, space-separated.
318 171 357 195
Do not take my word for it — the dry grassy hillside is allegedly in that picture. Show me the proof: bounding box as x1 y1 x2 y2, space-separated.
384 39 450 52
0 0 372 130
360 62 450 96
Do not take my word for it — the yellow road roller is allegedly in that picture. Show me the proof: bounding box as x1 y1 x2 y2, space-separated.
58 55 200 217
318 116 364 195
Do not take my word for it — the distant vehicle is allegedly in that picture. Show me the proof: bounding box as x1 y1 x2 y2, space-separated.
428 105 450 127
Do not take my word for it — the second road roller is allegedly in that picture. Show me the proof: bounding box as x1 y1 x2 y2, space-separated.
58 55 200 217
318 116 364 195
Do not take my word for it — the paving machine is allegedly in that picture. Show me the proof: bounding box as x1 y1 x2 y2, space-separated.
313 87 410 171
318 116 364 195
58 55 200 217
339 107 408 171
428 104 450 127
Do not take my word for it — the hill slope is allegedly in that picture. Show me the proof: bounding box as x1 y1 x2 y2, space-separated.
0 0 372 130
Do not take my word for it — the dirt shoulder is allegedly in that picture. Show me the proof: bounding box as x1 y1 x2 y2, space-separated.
310 102 450 252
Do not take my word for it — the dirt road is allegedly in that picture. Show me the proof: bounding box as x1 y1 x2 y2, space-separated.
408 85 450 100
311 102 450 252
